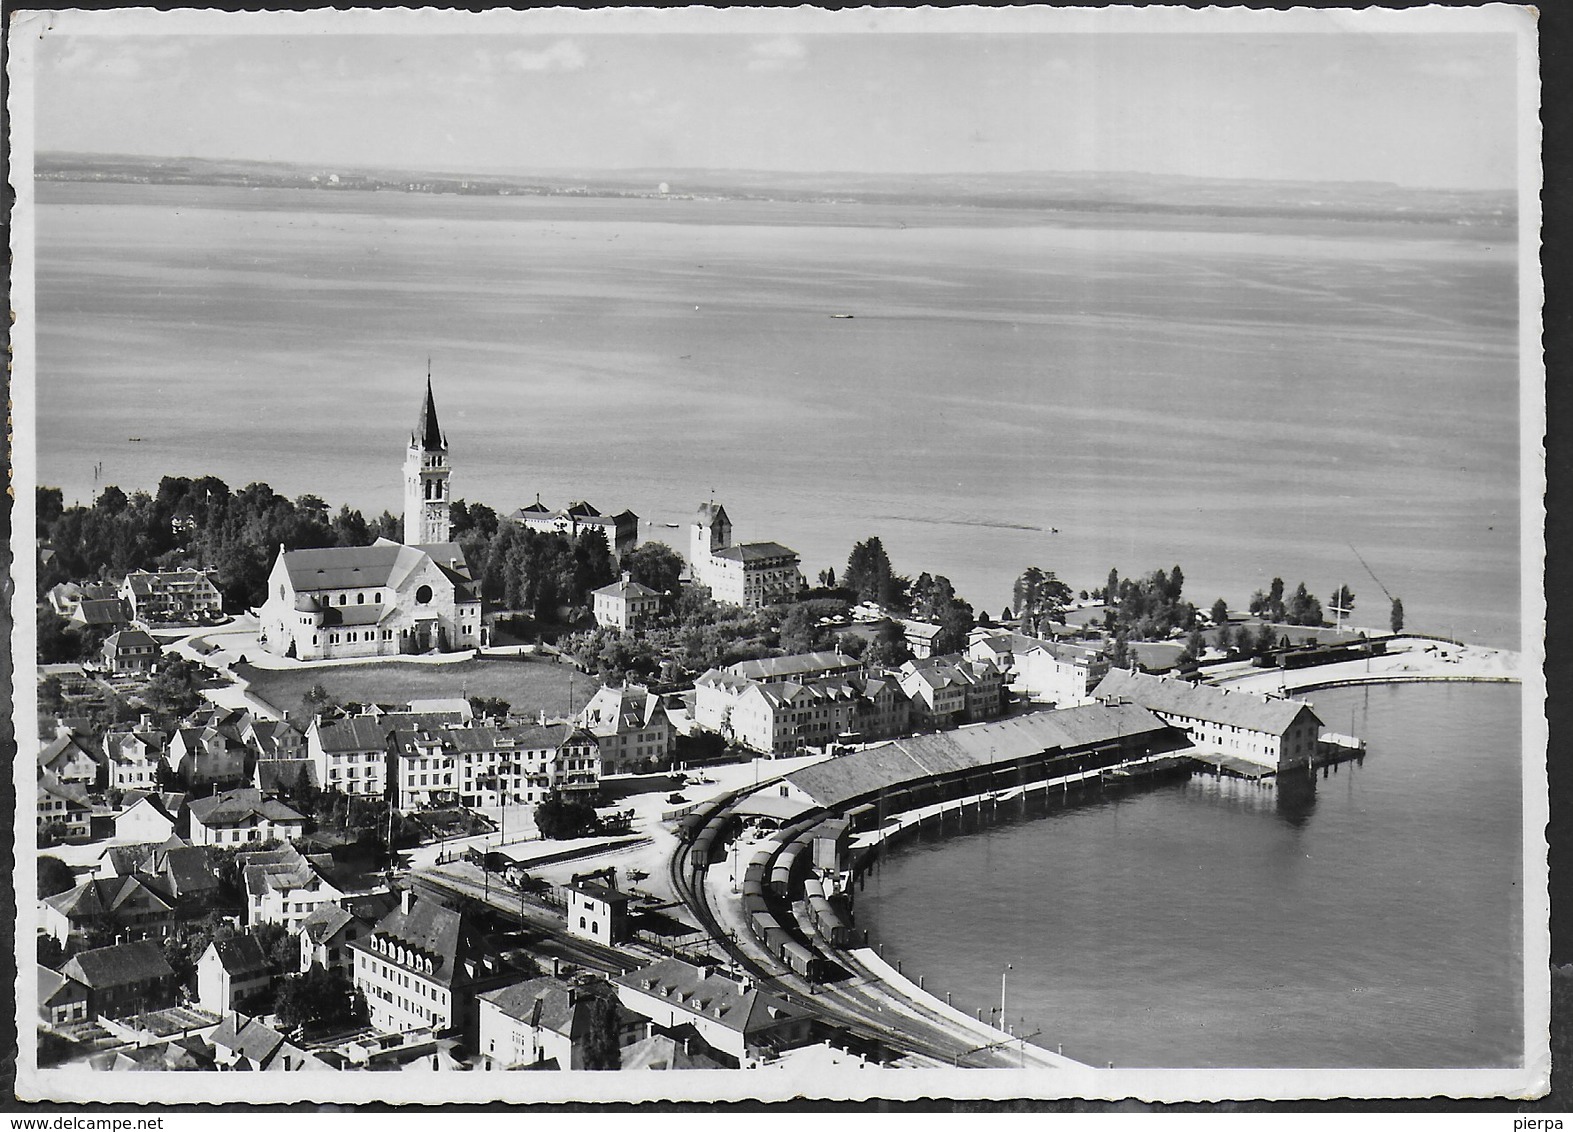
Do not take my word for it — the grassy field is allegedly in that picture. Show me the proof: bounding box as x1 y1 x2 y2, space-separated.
236 656 600 720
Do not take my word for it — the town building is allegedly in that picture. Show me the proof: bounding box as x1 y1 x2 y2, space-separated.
59 940 178 1020
137 842 221 907
1010 635 1107 707
897 655 1007 729
241 844 346 930
42 875 175 944
388 721 600 811
38 776 93 841
591 572 663 632
899 620 945 660
39 733 101 790
102 723 165 793
562 878 631 946
405 376 453 547
575 684 673 775
477 975 644 1069
113 793 182 843
306 714 391 798
689 502 804 609
1092 669 1324 772
102 628 161 674
48 580 119 620
612 958 815 1064
38 966 90 1028
512 497 640 560
196 934 274 1013
349 890 522 1039
726 651 865 684
186 788 307 848
118 568 224 623
166 711 252 791
208 1013 325 1071
298 897 387 976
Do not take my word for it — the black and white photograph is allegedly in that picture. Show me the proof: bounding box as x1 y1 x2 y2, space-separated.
7 3 1546 1105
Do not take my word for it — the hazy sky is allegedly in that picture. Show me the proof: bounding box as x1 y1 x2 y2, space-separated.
26 13 1523 189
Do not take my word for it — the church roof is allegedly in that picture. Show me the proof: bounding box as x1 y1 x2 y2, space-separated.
695 502 729 527
280 540 429 593
412 377 446 452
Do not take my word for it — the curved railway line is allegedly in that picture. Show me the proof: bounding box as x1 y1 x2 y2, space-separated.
667 790 1058 1069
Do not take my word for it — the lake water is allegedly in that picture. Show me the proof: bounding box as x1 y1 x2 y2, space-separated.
853 683 1526 1068
32 183 1521 645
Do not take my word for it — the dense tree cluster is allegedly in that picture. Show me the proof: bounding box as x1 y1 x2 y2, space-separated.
908 572 975 655
1247 577 1326 627
1103 566 1196 640
274 965 368 1034
620 542 686 597
464 522 616 623
843 538 910 610
37 478 400 611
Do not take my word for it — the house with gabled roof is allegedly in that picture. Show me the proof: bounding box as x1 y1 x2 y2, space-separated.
298 898 383 976
306 713 390 798
477 974 644 1069
166 716 251 791
114 792 183 843
240 843 344 930
612 958 815 1063
575 683 673 775
898 654 1006 727
512 496 640 560
60 940 177 1020
137 842 220 905
103 627 161 674
39 733 102 790
102 722 166 793
118 567 223 623
350 890 525 1040
38 965 90 1028
196 933 275 1012
186 787 306 848
208 1012 328 1071
1092 668 1323 772
38 776 94 842
42 874 176 943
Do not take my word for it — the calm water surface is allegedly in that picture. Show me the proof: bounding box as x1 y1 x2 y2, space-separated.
33 183 1521 644
853 683 1525 1068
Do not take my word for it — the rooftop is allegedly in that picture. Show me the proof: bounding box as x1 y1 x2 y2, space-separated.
1093 669 1320 735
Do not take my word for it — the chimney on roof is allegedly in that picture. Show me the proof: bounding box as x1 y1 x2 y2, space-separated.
621 571 631 585
400 887 416 915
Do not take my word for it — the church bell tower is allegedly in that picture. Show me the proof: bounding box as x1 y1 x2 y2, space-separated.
404 372 451 545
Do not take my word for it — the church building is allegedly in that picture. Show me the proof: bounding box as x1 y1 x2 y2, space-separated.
257 379 484 660
689 501 804 610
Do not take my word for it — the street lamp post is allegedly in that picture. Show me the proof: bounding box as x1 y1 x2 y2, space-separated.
1000 963 1012 1030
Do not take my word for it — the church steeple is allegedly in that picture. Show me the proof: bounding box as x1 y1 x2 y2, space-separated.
412 367 447 452
404 371 452 545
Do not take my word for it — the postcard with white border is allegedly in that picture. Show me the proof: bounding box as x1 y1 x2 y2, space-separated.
7 2 1548 1105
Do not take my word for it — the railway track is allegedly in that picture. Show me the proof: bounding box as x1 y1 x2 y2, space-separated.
666 800 1039 1068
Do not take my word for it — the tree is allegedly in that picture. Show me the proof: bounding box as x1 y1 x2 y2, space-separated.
580 991 624 1070
1013 567 1073 636
622 541 685 597
844 537 908 610
1215 622 1233 653
1106 568 1119 605
37 934 68 970
469 696 511 721
38 855 77 898
251 921 299 973
1286 583 1323 627
1181 626 1206 664
534 791 601 840
1210 598 1229 627
1109 633 1131 670
818 567 837 589
275 965 367 1034
301 683 339 718
1390 597 1405 635
38 674 67 718
1330 584 1356 623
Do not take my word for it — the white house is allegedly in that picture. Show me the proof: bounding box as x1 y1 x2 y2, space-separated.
241 845 345 931
591 573 662 632
575 684 673 775
113 793 181 843
612 958 814 1063
477 975 643 1070
1092 668 1323 772
196 934 274 1013
185 788 306 847
306 715 390 798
